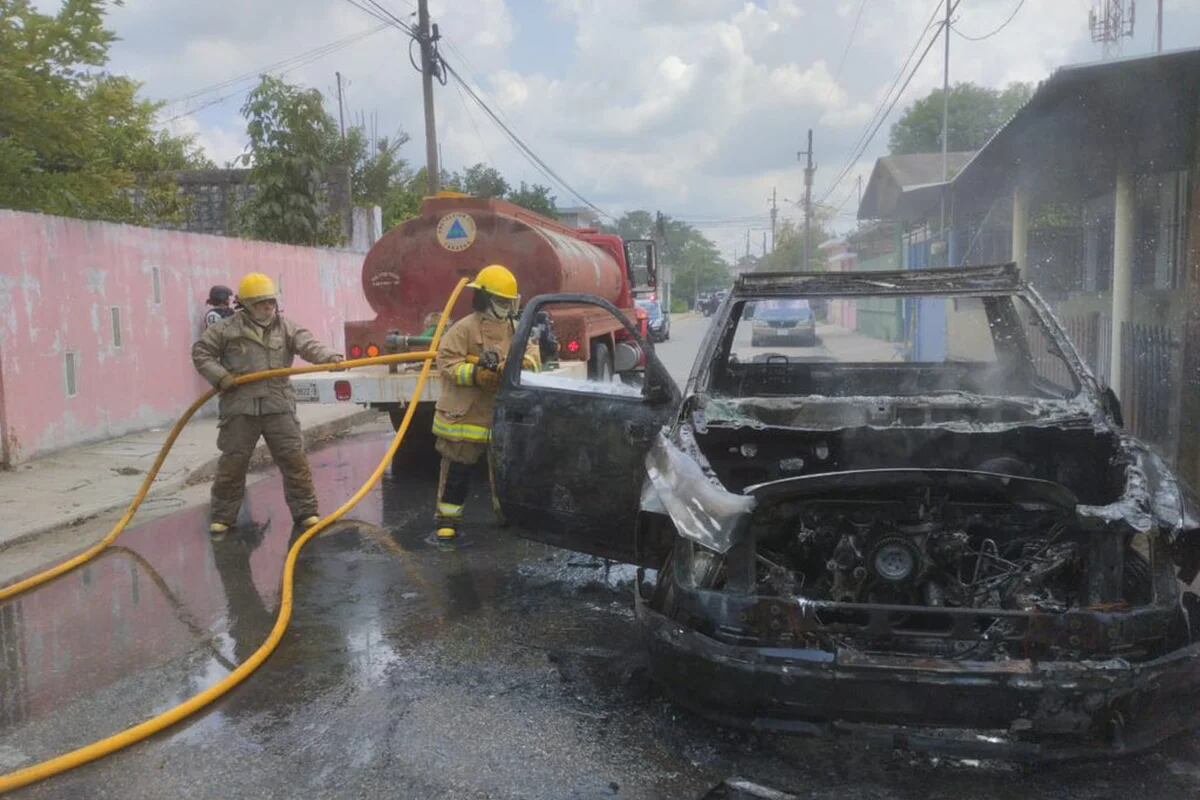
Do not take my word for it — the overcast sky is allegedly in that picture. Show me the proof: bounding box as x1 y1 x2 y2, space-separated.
85 0 1200 258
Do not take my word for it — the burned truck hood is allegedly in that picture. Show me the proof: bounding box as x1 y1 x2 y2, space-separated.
744 468 1079 511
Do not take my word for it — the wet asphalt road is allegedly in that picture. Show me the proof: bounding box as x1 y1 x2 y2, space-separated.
5 317 1200 798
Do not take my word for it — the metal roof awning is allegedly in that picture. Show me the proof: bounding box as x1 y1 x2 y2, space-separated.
952 47 1200 214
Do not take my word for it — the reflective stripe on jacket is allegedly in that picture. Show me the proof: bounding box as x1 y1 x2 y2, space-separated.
192 311 341 419
433 312 540 442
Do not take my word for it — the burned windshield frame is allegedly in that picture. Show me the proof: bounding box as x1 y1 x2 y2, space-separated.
703 292 1084 401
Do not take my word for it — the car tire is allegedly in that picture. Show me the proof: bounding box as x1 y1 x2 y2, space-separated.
589 340 614 382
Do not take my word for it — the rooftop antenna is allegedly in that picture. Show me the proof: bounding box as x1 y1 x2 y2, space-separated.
1089 0 1136 59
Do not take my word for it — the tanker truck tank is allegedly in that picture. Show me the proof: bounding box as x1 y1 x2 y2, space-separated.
347 195 648 371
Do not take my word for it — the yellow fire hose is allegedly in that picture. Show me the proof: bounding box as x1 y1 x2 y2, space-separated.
0 278 467 794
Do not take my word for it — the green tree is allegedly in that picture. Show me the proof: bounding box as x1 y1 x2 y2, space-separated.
506 181 557 217
449 163 508 198
888 81 1032 155
238 75 342 245
333 128 411 208
758 216 833 273
0 0 209 223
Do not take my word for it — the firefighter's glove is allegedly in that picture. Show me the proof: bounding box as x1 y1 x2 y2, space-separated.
328 355 346 372
217 374 238 394
478 350 502 372
475 368 502 391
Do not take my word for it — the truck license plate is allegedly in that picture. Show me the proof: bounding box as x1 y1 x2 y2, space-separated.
293 382 320 402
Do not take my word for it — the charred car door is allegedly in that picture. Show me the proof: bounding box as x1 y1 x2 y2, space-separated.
491 295 681 564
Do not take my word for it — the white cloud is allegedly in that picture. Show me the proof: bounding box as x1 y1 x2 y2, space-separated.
86 0 1200 246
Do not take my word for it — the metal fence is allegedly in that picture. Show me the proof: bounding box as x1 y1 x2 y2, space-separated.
1043 312 1180 452
1120 321 1180 446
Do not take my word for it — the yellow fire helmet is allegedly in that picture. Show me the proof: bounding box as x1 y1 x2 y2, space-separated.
467 264 519 300
238 272 277 306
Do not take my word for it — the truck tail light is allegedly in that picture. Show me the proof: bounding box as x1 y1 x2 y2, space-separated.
334 381 352 401
366 344 380 357
350 345 363 358
566 339 581 354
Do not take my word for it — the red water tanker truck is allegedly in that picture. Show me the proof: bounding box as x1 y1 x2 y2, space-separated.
291 193 658 435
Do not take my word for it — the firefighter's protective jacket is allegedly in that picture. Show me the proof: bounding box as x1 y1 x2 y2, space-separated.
433 312 540 443
192 311 341 419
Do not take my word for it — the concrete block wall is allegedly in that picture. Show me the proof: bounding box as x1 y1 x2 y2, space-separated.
0 210 374 465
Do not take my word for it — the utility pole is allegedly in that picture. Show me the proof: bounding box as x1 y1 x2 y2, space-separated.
769 187 778 253
762 232 767 257
335 72 346 142
940 0 951 236
1156 0 1164 52
745 228 751 262
798 129 815 270
655 211 670 310
857 175 863 213
417 0 440 194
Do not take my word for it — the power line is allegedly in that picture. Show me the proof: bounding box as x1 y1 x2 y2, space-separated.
815 0 950 208
340 0 610 217
166 23 390 106
952 0 1025 41
161 30 389 123
451 74 495 169
831 0 870 88
442 62 610 218
362 0 416 34
160 23 391 123
840 1 944 165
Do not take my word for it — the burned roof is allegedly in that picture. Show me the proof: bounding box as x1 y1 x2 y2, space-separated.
734 263 1021 297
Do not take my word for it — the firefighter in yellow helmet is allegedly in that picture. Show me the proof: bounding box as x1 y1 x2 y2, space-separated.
192 273 344 534
432 265 540 542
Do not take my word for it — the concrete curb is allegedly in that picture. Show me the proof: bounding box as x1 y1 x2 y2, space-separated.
0 408 380 554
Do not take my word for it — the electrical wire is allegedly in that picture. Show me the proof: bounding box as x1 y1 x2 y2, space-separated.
339 0 610 218
442 61 611 219
952 0 1025 41
831 0 870 91
166 23 390 106
452 74 496 171
160 24 390 123
815 0 947 208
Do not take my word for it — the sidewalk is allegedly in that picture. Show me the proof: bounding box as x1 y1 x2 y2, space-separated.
0 403 376 550
818 323 907 361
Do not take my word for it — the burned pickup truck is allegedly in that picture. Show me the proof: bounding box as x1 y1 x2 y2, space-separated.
489 264 1200 761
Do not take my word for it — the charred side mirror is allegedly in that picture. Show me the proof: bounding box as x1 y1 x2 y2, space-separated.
1101 385 1124 428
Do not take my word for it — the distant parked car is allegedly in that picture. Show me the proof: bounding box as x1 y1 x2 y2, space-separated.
636 299 670 342
750 298 816 346
698 290 727 317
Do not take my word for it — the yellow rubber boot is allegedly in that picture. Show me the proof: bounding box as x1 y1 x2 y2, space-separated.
435 526 458 542
209 522 230 535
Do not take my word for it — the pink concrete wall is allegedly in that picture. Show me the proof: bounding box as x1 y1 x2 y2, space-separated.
0 210 373 464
